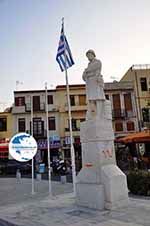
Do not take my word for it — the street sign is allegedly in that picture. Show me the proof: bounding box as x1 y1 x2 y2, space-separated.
9 133 37 162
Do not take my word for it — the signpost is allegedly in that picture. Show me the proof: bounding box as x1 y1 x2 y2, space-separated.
9 133 37 162
9 133 37 194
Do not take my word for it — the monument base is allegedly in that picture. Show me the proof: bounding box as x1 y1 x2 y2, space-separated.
76 164 129 211
101 164 129 210
76 183 105 210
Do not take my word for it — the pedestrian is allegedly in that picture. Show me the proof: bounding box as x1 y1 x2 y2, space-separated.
16 168 21 182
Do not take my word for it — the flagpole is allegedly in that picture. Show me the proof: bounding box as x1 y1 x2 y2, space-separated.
45 82 52 196
62 18 76 196
30 94 35 195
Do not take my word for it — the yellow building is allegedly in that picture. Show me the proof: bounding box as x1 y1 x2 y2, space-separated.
121 64 150 130
0 109 13 140
56 84 86 170
0 108 13 159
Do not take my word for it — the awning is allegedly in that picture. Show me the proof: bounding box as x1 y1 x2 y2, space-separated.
118 130 150 144
0 141 9 159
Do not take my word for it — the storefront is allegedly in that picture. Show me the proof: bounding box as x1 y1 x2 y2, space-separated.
36 135 61 165
63 136 82 171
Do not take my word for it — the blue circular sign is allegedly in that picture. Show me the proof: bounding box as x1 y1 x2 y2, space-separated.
9 133 37 162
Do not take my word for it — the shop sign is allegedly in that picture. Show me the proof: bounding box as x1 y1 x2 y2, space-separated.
9 133 37 162
37 135 61 149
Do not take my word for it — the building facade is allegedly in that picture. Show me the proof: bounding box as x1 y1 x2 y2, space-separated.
121 64 150 130
105 81 138 138
12 90 61 164
0 108 13 159
11 81 138 169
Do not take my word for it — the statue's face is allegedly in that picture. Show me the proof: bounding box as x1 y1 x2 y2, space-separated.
86 52 95 62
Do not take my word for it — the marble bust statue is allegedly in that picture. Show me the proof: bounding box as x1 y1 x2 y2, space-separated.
82 50 105 119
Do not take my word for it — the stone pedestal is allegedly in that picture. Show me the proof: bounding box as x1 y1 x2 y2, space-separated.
76 100 128 210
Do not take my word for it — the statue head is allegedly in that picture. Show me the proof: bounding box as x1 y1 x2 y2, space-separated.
86 49 96 62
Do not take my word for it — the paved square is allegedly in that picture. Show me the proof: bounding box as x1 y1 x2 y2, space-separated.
0 178 150 226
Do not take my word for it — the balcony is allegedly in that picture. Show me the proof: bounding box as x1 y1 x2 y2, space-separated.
28 129 47 139
12 106 25 114
125 110 135 118
112 109 135 119
65 127 80 137
65 104 87 112
112 109 126 119
25 103 45 112
65 127 80 132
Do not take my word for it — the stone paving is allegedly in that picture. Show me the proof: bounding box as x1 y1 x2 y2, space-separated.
0 178 150 226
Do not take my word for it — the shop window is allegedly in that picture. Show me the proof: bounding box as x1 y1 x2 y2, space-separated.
70 95 75 106
140 77 148 91
0 118 7 131
64 149 71 158
18 118 25 132
48 95 53 104
79 95 86 105
115 122 123 131
15 97 25 106
49 117 56 130
127 121 135 131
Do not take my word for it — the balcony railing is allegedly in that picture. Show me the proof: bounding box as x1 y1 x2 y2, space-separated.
112 109 126 119
29 129 47 138
112 109 135 119
65 127 80 132
25 103 45 112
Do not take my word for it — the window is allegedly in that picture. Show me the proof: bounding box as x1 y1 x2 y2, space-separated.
115 122 123 131
124 93 132 111
140 77 148 91
49 117 56 130
112 94 121 109
105 94 109 100
79 95 86 105
0 118 7 131
70 95 75 106
18 118 25 132
67 119 78 131
33 96 40 111
15 97 25 106
32 118 44 136
112 94 122 118
48 95 53 104
127 121 135 131
72 119 77 130
142 108 150 122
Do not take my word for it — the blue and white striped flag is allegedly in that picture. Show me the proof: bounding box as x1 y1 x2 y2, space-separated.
56 25 74 72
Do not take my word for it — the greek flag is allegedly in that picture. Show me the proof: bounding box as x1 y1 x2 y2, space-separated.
56 25 74 72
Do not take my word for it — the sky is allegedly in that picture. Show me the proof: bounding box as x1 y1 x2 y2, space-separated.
0 0 150 110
